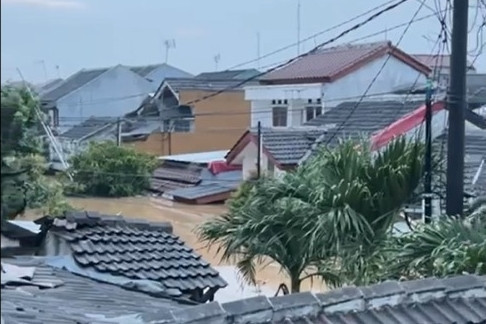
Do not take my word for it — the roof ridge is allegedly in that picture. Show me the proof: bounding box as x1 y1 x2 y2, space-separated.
165 275 486 324
51 210 173 233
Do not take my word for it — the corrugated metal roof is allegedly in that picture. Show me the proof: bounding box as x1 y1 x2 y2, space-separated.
159 150 229 163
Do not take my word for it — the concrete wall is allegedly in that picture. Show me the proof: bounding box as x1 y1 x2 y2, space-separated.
127 90 251 155
56 66 152 132
248 56 428 128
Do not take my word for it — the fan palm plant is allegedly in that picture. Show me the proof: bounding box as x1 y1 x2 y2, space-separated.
390 197 486 279
198 137 425 292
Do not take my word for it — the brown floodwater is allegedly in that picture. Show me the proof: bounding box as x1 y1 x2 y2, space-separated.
24 196 327 294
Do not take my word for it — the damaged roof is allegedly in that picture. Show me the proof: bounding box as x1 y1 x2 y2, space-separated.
144 274 486 324
1 257 188 324
46 211 227 296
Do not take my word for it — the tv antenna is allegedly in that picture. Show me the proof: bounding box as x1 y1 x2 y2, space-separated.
297 0 301 55
214 54 221 71
164 39 176 64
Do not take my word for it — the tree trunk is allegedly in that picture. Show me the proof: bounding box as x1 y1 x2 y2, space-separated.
290 276 300 293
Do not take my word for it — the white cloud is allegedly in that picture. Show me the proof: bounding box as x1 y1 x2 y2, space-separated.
1 0 85 9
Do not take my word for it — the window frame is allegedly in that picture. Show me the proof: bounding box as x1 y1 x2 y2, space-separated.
272 106 288 127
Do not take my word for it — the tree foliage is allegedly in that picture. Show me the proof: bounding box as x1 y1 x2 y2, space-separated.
68 142 157 197
1 85 72 221
198 138 426 292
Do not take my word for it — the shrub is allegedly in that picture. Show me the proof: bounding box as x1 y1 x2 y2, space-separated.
69 142 157 197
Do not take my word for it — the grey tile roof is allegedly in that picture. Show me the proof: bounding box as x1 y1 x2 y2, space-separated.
129 63 193 79
250 127 329 166
164 77 259 92
305 100 423 146
47 211 227 296
435 129 486 197
34 78 64 95
141 275 486 324
59 117 116 140
1 258 188 324
195 69 260 80
40 68 109 103
468 74 486 106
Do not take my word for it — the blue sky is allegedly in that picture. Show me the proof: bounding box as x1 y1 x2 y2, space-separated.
1 0 485 83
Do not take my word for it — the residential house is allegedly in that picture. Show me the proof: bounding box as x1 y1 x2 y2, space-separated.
34 78 64 95
40 63 192 133
227 97 448 179
130 77 259 155
412 54 477 77
19 211 227 303
245 41 431 128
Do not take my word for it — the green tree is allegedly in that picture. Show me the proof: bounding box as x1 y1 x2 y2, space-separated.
198 137 425 292
69 141 157 197
1 85 72 220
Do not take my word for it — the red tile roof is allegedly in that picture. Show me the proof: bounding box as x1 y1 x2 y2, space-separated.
261 41 431 85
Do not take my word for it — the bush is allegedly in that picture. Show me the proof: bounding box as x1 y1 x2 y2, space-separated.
69 142 157 197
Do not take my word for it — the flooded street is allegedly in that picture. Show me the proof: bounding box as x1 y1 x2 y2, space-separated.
25 196 327 295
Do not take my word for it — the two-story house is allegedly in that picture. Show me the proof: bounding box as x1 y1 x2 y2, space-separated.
245 41 431 128
41 63 192 133
226 95 448 180
129 75 260 155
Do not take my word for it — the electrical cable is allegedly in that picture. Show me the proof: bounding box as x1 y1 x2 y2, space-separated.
323 0 428 147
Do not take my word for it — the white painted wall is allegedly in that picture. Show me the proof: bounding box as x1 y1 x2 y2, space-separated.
56 66 152 133
234 142 286 180
248 56 428 128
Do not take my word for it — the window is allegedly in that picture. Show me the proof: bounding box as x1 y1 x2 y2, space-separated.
272 106 288 127
304 99 323 122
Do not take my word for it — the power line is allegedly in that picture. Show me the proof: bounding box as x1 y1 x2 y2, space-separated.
227 0 400 70
174 0 410 110
324 0 428 147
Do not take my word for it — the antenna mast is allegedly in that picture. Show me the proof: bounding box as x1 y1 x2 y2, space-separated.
214 54 221 71
297 0 301 55
164 39 176 64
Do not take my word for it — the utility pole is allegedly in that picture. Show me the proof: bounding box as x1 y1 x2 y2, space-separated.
424 78 433 223
116 117 122 146
446 0 469 217
257 121 262 179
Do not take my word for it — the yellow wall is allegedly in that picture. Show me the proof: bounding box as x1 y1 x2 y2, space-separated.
125 89 250 156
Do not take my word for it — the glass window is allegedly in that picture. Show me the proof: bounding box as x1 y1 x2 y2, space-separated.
272 107 288 127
